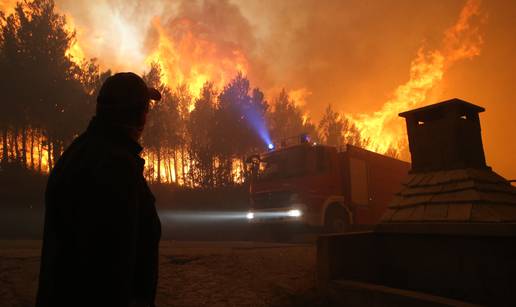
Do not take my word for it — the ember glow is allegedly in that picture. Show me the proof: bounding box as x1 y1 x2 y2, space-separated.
347 0 485 156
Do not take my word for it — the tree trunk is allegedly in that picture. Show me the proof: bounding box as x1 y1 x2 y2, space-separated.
52 140 61 169
146 151 151 183
13 127 20 163
47 135 53 172
228 158 233 186
30 129 35 170
163 156 169 184
166 154 172 184
172 149 178 184
240 157 245 183
181 146 187 186
1 127 8 164
150 151 155 184
189 152 195 188
153 151 157 183
168 154 173 183
38 137 43 173
9 132 15 162
156 148 161 184
210 158 215 188
167 156 172 184
21 126 27 168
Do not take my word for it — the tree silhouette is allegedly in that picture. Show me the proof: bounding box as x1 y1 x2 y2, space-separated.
341 116 369 148
0 0 94 170
142 63 181 184
318 104 344 147
172 84 193 186
318 104 369 149
187 83 217 187
269 89 304 141
214 73 268 185
268 89 318 143
0 10 17 165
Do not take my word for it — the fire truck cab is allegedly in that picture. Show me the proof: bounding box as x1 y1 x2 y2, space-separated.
247 140 410 232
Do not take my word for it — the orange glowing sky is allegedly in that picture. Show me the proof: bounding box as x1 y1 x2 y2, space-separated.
1 0 515 179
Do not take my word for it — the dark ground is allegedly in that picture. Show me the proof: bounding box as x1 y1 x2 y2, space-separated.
0 240 321 307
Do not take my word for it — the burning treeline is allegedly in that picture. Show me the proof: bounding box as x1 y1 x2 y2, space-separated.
0 0 484 187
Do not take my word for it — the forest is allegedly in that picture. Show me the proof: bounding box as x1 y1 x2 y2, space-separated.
0 0 380 188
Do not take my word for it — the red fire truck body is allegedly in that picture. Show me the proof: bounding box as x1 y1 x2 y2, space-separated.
248 143 410 231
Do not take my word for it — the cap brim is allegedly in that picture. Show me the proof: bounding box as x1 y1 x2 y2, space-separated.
148 87 162 101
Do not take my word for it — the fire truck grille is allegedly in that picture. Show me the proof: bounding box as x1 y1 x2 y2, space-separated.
252 191 292 210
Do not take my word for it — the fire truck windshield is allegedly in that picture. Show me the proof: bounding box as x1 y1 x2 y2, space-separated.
258 146 318 180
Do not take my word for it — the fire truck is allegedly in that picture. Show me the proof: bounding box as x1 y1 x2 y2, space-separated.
246 136 410 232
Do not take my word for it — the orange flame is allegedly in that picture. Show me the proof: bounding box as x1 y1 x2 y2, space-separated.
288 88 312 107
145 17 249 109
348 0 485 157
302 113 309 125
0 0 15 14
63 15 86 64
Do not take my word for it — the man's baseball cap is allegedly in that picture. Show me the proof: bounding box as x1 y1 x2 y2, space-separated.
96 72 161 126
97 72 161 109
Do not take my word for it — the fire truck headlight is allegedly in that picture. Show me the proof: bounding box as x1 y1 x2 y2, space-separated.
287 209 302 217
246 212 255 220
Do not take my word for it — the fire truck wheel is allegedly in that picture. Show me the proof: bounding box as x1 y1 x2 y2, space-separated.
324 205 351 233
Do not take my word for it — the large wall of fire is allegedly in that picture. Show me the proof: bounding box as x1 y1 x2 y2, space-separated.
2 0 515 180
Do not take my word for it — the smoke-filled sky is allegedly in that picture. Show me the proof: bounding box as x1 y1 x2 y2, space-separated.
2 0 515 179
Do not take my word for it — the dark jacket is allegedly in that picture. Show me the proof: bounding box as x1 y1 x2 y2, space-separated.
36 117 161 307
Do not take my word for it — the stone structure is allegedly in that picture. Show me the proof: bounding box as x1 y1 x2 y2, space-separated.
317 99 516 306
403 99 487 173
379 98 516 234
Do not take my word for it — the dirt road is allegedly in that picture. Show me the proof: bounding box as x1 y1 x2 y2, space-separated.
0 240 318 307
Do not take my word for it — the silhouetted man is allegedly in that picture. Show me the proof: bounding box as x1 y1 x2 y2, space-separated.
36 73 162 307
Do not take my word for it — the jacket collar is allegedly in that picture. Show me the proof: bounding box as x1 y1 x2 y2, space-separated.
86 116 143 155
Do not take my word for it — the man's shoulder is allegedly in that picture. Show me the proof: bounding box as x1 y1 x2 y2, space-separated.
81 132 137 159
92 136 143 175
59 133 139 177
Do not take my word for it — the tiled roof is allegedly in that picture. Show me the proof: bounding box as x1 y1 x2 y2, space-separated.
381 168 516 223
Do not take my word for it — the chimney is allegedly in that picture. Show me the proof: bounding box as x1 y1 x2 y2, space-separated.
379 98 516 229
399 98 487 173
